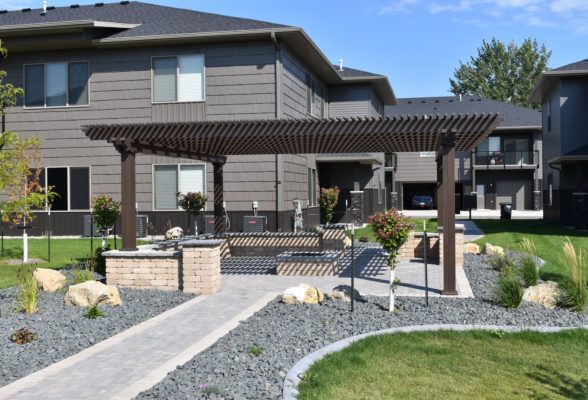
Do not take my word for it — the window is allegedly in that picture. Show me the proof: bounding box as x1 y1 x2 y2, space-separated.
38 167 91 211
152 54 204 103
477 136 500 154
154 164 205 210
307 167 317 207
24 62 89 108
547 101 552 132
476 184 485 198
306 74 316 114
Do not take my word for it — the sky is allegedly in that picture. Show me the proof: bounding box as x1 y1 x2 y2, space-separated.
2 0 587 98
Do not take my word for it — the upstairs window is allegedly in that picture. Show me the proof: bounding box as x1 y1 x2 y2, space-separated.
153 55 205 103
24 62 89 108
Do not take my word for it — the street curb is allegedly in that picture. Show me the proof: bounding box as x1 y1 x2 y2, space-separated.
283 324 588 399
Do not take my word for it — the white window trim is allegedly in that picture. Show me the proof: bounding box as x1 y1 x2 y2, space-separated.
23 61 91 110
152 163 207 211
35 166 92 212
151 54 206 104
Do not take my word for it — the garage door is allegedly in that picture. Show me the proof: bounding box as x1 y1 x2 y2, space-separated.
496 180 531 210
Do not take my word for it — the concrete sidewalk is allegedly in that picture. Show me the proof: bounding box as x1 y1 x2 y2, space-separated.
403 209 543 220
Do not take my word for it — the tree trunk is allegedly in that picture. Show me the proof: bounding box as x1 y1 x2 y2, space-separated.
389 267 395 312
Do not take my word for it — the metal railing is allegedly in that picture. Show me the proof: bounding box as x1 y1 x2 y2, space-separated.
472 150 538 169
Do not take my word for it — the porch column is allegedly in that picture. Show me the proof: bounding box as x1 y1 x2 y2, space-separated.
440 130 457 295
213 162 225 234
120 148 137 251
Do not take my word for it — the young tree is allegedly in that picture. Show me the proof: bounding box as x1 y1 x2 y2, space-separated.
449 38 551 109
0 41 48 229
319 186 340 224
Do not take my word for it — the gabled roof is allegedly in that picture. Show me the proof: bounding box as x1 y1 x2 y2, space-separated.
530 58 588 103
386 96 541 130
0 1 396 105
334 66 382 79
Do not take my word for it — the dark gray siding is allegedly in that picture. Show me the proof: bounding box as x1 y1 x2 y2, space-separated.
370 88 384 117
3 41 279 214
328 84 371 117
394 152 468 183
560 78 588 155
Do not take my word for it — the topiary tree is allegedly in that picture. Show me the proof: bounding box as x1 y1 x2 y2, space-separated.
319 186 340 224
177 191 208 235
369 209 414 311
91 195 121 248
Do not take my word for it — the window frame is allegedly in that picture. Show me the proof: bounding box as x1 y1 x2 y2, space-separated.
35 166 92 212
152 163 207 211
151 54 206 104
23 61 91 109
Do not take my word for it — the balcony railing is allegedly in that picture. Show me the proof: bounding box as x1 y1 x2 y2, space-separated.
472 151 539 169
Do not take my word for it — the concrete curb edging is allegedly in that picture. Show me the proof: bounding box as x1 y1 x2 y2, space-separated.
283 323 588 400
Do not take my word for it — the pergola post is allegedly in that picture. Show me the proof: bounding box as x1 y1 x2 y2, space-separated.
213 162 225 234
440 130 457 295
436 156 444 228
120 147 137 251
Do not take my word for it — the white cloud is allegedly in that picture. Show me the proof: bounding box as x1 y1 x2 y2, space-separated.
378 0 420 14
428 1 473 13
0 0 31 10
527 15 557 27
550 0 588 12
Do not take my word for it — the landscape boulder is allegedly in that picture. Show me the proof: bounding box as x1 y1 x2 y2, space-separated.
165 227 184 240
464 243 480 255
484 243 505 257
33 268 67 292
523 281 560 309
330 285 361 303
282 284 324 305
65 280 122 307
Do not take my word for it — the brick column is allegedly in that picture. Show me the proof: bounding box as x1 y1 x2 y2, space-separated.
181 240 223 295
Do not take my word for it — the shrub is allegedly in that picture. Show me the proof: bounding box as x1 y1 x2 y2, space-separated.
498 267 524 308
558 239 587 313
177 192 208 213
488 254 516 272
200 384 221 397
93 244 111 276
72 261 95 285
91 195 121 232
85 304 106 319
319 187 340 224
17 268 38 314
9 327 38 345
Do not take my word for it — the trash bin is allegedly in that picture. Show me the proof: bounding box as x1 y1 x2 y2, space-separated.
500 203 512 220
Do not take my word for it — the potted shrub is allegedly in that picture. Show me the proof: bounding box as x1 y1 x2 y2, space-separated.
177 192 208 235
91 195 121 248
369 209 413 312
319 186 340 224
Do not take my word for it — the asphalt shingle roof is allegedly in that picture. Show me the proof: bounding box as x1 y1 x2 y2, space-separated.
553 59 588 72
334 66 382 79
0 1 288 38
385 96 541 129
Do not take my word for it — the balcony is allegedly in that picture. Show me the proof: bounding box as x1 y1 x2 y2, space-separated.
472 151 539 170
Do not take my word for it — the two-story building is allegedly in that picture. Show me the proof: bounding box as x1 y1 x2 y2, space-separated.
385 96 543 211
530 59 588 226
0 1 394 235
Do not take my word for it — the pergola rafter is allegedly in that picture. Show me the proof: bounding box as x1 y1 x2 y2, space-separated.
84 113 502 295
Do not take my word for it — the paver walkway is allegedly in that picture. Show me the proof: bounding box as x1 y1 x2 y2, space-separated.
0 244 472 400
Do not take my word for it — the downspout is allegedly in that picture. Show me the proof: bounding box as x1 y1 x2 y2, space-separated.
272 32 282 231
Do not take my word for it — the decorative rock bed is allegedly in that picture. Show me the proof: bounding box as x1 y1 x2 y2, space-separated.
0 286 195 388
136 253 588 400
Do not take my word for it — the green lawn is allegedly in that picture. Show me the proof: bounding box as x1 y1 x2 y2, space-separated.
0 238 145 288
298 329 588 400
354 218 437 242
472 219 588 282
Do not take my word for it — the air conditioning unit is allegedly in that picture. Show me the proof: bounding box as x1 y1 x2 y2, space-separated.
82 215 99 237
243 216 267 232
136 215 148 238
204 215 216 234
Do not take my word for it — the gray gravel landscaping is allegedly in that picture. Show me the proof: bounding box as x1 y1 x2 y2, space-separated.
0 286 195 387
137 253 588 400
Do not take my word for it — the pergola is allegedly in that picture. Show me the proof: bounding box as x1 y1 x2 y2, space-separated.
84 113 501 295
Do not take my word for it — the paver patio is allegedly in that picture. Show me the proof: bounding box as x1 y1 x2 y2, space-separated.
0 244 473 400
